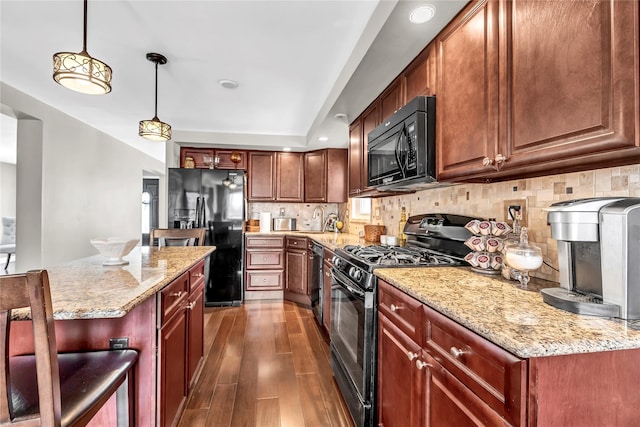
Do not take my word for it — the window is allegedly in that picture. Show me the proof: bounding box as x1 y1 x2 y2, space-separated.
351 198 372 222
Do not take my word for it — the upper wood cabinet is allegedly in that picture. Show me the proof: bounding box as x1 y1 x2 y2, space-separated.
380 80 403 122
437 0 640 182
180 147 214 169
348 120 364 196
247 151 276 201
276 152 304 202
436 0 500 181
213 149 246 170
404 43 437 100
305 149 348 203
179 147 246 170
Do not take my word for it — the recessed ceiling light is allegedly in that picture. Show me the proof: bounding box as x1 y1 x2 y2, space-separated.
318 136 329 142
334 113 348 121
283 147 291 152
218 79 238 89
409 5 436 24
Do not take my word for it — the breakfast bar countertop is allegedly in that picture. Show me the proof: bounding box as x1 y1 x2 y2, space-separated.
374 267 640 359
13 246 215 321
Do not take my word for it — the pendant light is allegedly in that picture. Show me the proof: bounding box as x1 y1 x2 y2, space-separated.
52 0 112 95
139 53 172 141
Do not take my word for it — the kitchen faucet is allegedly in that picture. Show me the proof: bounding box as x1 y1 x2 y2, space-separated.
312 206 325 231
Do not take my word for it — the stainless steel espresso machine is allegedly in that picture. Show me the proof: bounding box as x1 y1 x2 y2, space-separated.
543 197 640 319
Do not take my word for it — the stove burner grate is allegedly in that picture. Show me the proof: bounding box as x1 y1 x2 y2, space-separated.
343 244 460 267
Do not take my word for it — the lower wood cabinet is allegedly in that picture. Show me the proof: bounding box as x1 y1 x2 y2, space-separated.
377 312 424 427
158 260 206 427
285 236 310 305
245 235 285 291
377 279 525 427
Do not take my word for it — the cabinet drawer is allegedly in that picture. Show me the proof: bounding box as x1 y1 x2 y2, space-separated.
286 236 307 249
424 305 525 427
378 280 423 343
159 272 189 325
189 259 205 291
246 249 284 269
246 270 283 290
245 235 284 248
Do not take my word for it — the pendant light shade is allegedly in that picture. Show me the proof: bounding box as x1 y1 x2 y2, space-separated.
52 0 112 95
139 53 171 141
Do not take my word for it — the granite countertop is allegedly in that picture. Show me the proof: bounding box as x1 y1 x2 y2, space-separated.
245 230 365 251
375 267 640 359
13 246 215 321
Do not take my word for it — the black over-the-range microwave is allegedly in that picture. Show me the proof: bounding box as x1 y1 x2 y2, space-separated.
367 95 436 190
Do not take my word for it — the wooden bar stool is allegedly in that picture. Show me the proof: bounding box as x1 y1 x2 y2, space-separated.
0 270 138 426
150 227 206 247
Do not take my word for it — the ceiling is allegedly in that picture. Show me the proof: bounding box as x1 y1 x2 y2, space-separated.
1 0 467 163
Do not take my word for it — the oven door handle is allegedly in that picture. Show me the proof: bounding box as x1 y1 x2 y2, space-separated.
331 269 366 299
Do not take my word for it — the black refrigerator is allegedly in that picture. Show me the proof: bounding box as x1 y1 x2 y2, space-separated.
168 168 245 306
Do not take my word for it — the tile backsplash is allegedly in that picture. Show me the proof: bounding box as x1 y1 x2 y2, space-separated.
360 164 640 283
249 202 344 231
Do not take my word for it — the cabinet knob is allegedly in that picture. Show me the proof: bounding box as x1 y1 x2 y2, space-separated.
187 301 197 310
390 304 400 312
407 351 419 361
263 278 267 283
169 291 184 298
293 241 298 245
263 257 268 261
482 154 507 171
415 359 431 370
449 346 466 358
193 272 203 278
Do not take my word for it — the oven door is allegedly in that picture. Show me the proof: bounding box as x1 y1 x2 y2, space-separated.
330 268 376 427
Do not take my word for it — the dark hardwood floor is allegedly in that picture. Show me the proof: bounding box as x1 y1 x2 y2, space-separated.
178 301 356 427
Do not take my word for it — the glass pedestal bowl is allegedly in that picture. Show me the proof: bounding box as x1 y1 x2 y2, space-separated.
504 227 543 288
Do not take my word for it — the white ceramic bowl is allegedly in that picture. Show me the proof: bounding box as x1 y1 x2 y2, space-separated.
90 237 139 266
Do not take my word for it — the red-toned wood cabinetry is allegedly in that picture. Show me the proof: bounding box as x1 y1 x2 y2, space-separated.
284 236 310 305
304 149 348 203
245 235 285 291
276 152 304 202
437 0 640 182
247 151 276 201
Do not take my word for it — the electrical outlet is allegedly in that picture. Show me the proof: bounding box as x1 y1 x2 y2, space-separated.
503 199 528 227
109 337 129 349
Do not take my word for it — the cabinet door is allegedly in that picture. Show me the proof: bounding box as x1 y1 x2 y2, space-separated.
499 0 640 174
159 308 188 427
325 149 348 203
187 281 204 388
214 149 246 170
404 43 436 101
247 151 276 201
436 0 500 181
377 313 423 427
285 249 308 295
348 120 363 196
380 80 403 121
361 104 380 192
276 152 304 202
304 150 327 203
424 353 506 427
181 147 214 169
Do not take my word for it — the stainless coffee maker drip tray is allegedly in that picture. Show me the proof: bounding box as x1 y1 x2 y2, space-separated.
540 288 620 318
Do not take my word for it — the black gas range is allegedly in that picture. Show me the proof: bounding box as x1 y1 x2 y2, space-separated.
329 213 478 427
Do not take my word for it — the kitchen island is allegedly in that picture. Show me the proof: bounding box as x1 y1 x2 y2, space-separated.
375 267 640 426
9 246 215 427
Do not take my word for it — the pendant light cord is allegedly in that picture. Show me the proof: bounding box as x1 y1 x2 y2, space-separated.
154 61 159 118
82 0 88 52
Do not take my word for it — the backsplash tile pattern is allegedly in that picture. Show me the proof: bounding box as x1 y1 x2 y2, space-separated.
362 164 640 283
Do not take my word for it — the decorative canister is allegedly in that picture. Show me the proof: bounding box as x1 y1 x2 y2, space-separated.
184 156 195 168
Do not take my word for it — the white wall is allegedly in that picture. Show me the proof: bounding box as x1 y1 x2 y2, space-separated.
0 162 16 218
1 83 167 269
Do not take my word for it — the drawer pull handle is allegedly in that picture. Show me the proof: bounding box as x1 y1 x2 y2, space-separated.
169 291 184 298
450 347 466 358
415 360 431 370
187 301 197 310
390 304 400 312
193 273 204 278
263 278 267 283
263 257 268 261
293 241 298 245
407 351 419 361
